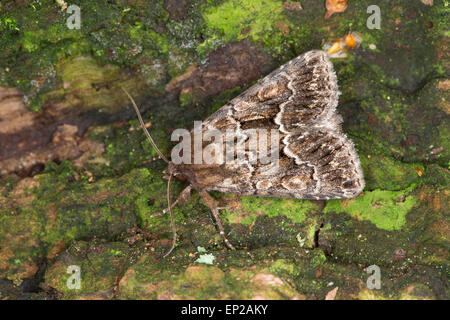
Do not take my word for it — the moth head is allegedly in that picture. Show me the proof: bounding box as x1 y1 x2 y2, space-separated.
163 161 188 182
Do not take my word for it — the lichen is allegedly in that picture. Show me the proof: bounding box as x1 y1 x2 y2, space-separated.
202 0 288 48
360 155 424 191
324 186 418 231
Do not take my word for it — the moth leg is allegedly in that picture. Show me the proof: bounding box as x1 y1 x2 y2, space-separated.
199 191 236 250
150 185 192 218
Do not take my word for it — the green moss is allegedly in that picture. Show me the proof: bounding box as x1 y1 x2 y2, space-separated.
0 161 169 281
0 15 20 31
128 21 168 55
36 166 150 246
203 0 284 39
44 241 130 299
226 196 317 226
0 0 170 110
167 47 196 78
360 154 424 190
179 90 196 107
269 259 298 277
0 208 42 281
118 255 302 299
269 256 336 296
310 250 327 267
134 178 187 235
420 164 450 188
119 257 232 299
53 56 144 114
201 0 291 55
324 187 418 231
207 86 244 113
436 122 449 168
89 117 173 178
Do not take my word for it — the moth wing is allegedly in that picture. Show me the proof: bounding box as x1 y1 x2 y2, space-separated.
178 50 364 200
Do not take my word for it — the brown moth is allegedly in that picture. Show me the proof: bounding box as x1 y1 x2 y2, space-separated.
123 50 365 256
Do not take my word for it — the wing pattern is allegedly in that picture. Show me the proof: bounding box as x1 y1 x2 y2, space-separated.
177 50 365 200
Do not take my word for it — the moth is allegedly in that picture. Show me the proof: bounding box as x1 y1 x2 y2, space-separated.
122 50 365 256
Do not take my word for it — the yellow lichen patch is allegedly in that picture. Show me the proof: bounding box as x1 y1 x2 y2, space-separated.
326 41 343 55
52 56 142 115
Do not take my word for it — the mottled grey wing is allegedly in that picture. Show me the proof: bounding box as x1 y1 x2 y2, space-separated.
180 50 365 200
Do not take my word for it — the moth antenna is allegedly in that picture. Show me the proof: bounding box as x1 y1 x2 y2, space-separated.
163 174 177 258
120 87 169 164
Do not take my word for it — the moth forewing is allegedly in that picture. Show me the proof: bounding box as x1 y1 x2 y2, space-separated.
176 50 364 200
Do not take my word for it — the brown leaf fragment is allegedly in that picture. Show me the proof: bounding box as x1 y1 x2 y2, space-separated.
325 287 339 300
325 0 347 19
431 146 444 155
283 1 303 11
420 0 433 6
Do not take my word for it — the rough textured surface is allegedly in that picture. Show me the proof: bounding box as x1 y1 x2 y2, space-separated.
0 0 448 300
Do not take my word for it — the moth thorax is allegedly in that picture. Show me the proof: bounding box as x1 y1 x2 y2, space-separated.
167 161 179 176
167 162 187 182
